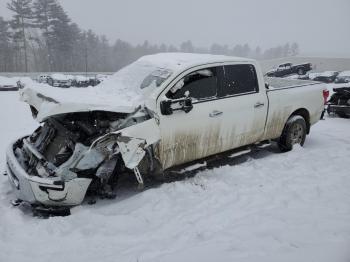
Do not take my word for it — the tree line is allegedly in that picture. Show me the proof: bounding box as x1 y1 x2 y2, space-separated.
0 0 300 73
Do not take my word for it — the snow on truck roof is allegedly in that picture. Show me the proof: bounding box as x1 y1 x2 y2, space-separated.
137 53 255 71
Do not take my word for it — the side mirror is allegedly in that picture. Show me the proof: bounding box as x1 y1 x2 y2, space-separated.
160 97 193 115
182 97 193 113
160 100 173 115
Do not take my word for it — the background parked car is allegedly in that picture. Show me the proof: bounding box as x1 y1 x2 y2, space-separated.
72 75 101 87
96 74 110 83
266 62 312 77
335 71 350 83
47 74 73 88
312 71 339 83
37 74 50 84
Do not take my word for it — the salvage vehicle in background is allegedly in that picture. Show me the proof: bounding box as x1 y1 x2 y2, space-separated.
37 74 50 84
47 74 73 88
312 71 339 83
72 76 101 87
5 53 327 212
265 62 312 77
327 87 350 118
335 71 350 83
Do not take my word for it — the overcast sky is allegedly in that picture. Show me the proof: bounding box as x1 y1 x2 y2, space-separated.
1 0 349 57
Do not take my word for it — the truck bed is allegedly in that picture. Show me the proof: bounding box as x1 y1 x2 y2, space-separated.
262 76 325 142
264 77 319 90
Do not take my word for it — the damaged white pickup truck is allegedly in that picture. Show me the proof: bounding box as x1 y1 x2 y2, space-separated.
5 53 327 210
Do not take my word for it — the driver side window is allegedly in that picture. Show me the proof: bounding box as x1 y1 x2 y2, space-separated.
167 67 218 100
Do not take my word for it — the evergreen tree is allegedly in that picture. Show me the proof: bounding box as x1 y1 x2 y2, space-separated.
180 40 194 53
0 17 13 71
254 46 261 59
7 0 34 72
49 3 78 71
32 0 58 71
290 42 299 56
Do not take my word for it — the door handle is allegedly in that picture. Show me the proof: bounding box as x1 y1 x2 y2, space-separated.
209 110 223 118
254 102 265 108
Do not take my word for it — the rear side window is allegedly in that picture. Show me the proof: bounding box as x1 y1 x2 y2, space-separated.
167 67 218 100
220 64 258 97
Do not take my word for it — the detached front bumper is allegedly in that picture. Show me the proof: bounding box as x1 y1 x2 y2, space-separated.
6 142 91 207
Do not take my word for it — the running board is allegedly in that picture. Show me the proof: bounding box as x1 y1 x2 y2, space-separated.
166 140 272 176
228 148 252 158
255 141 272 149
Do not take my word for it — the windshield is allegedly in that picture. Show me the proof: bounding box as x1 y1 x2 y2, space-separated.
104 61 172 93
88 60 174 106
140 69 172 89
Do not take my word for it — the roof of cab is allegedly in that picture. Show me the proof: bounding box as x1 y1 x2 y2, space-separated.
138 53 256 72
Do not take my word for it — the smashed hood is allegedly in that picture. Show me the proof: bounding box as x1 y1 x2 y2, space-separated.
18 64 154 122
19 87 139 122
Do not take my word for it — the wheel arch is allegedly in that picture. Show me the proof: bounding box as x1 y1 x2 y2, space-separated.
290 108 310 134
296 67 305 75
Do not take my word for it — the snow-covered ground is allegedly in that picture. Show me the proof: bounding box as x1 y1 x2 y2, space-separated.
0 89 350 262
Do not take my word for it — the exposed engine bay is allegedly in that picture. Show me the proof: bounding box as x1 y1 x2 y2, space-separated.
7 107 161 208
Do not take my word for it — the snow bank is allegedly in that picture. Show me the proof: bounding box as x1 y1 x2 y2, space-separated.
0 92 350 262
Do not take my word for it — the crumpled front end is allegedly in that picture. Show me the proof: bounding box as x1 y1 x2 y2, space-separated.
6 109 161 207
6 142 91 206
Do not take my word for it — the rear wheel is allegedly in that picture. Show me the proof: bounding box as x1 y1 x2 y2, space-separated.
297 68 305 75
278 115 307 152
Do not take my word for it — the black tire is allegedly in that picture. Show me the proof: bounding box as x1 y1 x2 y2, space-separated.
297 68 305 75
278 115 307 152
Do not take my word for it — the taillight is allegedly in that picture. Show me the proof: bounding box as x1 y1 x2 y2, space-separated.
323 89 329 105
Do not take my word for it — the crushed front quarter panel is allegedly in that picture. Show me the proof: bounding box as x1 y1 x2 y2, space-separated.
93 118 161 170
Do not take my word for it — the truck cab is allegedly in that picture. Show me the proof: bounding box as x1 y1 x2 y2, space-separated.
156 61 268 169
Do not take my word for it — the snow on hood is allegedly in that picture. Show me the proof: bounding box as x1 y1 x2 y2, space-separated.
50 73 73 81
74 75 91 82
19 82 139 122
308 72 322 80
318 71 338 77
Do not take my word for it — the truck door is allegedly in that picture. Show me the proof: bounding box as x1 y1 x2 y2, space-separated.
157 66 225 170
216 64 268 151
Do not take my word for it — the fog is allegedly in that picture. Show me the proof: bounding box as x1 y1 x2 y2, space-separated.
1 0 349 57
